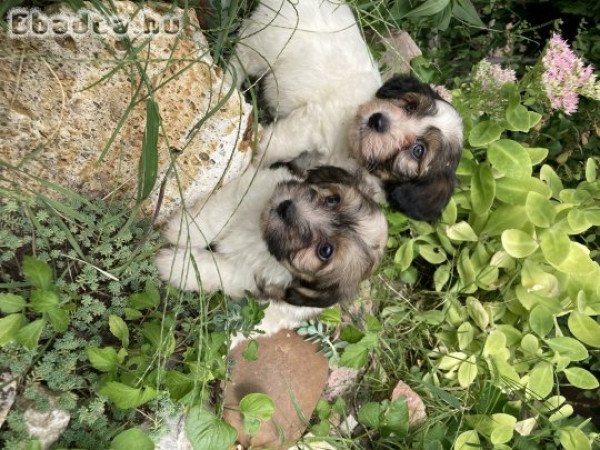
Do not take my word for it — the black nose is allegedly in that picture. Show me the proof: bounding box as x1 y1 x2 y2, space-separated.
276 199 294 222
367 112 388 133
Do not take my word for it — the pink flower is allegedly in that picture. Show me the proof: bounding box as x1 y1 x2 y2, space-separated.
541 33 595 114
473 59 516 91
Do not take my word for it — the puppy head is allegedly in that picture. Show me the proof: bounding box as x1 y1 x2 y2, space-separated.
348 74 463 221
261 166 388 308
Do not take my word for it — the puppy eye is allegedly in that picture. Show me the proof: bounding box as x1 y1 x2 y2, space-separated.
410 143 426 160
317 242 334 261
325 194 340 206
404 101 417 113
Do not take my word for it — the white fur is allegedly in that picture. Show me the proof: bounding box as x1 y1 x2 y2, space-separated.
231 0 382 165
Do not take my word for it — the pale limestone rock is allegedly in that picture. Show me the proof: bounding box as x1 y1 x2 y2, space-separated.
391 380 427 426
24 404 70 450
0 1 254 223
155 414 192 450
379 30 422 79
0 373 17 428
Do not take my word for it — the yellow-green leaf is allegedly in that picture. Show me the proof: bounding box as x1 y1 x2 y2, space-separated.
488 139 532 179
501 229 538 258
568 311 600 348
563 367 599 389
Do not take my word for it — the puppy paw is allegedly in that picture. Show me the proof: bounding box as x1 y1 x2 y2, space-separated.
154 247 198 292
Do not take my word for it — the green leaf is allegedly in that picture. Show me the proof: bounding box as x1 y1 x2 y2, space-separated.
137 98 160 201
470 163 496 212
419 244 447 264
457 322 474 350
458 355 478 388
451 0 485 27
185 406 237 450
46 307 69 332
526 147 548 165
495 176 551 205
506 104 530 132
16 319 45 350
242 339 259 361
339 325 364 344
433 264 451 291
394 239 414 271
528 111 542 129
540 164 563 198
527 362 553 400
381 397 409 437
568 312 600 348
403 0 450 18
109 315 129 348
483 330 506 357
482 205 528 235
240 393 275 422
446 221 478 242
468 121 502 147
539 228 571 266
22 256 53 290
563 367 599 389
525 191 556 228
358 402 382 429
454 430 480 450
553 243 596 274
99 382 157 409
30 289 59 313
87 346 119 372
501 229 538 258
111 428 154 450
488 139 532 179
0 294 26 314
0 314 25 346
559 427 591 450
585 158 597 182
319 305 341 324
546 337 589 361
529 305 554 337
467 297 489 331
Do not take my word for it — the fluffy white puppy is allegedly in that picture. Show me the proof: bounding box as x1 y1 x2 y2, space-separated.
155 163 387 343
231 0 464 221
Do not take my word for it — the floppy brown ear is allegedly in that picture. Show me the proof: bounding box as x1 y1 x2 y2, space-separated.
305 165 356 186
385 172 456 222
376 74 443 101
282 285 343 308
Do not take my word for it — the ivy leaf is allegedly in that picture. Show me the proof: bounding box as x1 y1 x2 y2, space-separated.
16 319 45 350
0 314 25 346
110 428 154 450
563 367 599 390
22 256 53 290
468 120 502 147
87 346 119 372
109 315 129 348
185 406 237 450
99 382 157 409
0 294 26 314
568 312 600 348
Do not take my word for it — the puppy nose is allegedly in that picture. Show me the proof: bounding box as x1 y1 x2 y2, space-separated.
367 113 388 133
276 199 294 222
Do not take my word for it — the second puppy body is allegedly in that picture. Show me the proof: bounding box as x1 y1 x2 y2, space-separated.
155 163 388 338
231 0 464 221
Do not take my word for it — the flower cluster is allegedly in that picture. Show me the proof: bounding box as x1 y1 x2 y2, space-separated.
473 59 516 91
541 33 597 114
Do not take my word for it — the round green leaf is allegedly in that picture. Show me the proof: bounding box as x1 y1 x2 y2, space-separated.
529 305 554 337
468 120 503 147
563 367 599 389
527 362 553 400
0 314 25 346
16 319 45 350
501 229 538 258
526 147 548 165
525 191 556 228
358 402 382 429
490 425 514 445
467 297 489 331
22 256 53 290
483 330 506 357
185 406 237 450
540 164 563 198
506 104 530 132
496 176 551 205
585 157 597 182
30 289 59 313
446 221 478 242
457 322 474 350
470 163 496 212
568 311 600 348
99 382 157 409
454 430 480 450
0 294 26 314
546 337 589 361
111 428 154 450
419 244 447 264
559 427 591 450
567 209 593 234
109 315 129 348
540 228 571 266
394 240 414 271
239 393 275 422
87 346 119 372
553 243 596 274
433 264 451 292
458 356 478 388
488 139 532 179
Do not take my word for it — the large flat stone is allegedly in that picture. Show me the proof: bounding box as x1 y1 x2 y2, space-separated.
224 330 329 449
0 1 253 222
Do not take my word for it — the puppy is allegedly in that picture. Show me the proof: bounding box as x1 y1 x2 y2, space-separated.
155 163 387 341
230 0 463 221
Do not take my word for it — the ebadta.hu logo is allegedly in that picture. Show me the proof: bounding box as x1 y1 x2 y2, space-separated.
6 7 184 39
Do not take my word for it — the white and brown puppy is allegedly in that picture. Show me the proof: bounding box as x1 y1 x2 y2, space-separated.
155 164 387 340
230 0 463 221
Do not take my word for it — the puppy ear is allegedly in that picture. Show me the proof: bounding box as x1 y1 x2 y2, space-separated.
385 173 456 222
282 285 342 308
305 165 356 186
376 74 442 101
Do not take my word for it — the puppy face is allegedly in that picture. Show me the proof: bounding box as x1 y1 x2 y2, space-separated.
261 166 387 308
349 75 463 221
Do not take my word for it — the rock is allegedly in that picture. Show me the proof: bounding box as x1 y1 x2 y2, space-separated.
289 433 337 450
155 413 192 450
0 1 254 223
379 30 422 79
0 373 17 428
390 380 427 426
24 401 70 450
223 330 329 449
322 367 359 401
